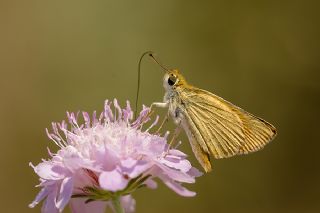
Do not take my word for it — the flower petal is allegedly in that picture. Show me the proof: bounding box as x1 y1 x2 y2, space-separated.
29 187 50 208
145 178 158 189
159 174 196 197
160 157 192 173
121 160 151 178
155 163 196 183
33 162 66 180
168 149 188 158
41 185 59 213
121 195 136 213
70 198 107 213
91 145 119 171
56 177 74 211
187 167 203 177
121 158 137 169
99 170 129 192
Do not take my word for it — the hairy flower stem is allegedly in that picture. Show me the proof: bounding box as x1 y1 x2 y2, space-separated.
111 196 124 213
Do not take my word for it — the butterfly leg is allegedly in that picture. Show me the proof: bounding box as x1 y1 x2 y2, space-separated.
156 110 170 134
167 124 182 151
150 102 169 109
148 102 170 133
147 102 168 117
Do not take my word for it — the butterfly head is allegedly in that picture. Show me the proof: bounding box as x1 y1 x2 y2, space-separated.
163 70 187 91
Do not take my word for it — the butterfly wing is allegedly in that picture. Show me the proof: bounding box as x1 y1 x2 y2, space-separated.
177 87 277 160
182 120 212 172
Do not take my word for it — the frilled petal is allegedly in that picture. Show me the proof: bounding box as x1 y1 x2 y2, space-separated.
142 136 167 157
32 162 68 180
145 179 158 189
29 187 51 208
167 149 188 158
121 195 136 213
187 167 203 178
159 156 192 173
121 159 152 178
155 164 196 183
99 170 129 192
72 169 98 190
41 185 59 213
91 145 119 171
121 158 137 169
70 199 107 213
58 146 94 171
56 177 74 211
107 195 136 213
159 174 196 197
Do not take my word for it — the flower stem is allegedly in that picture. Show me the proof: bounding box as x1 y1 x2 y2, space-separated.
111 196 124 213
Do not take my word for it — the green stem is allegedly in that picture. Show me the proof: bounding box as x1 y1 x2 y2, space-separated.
111 196 124 213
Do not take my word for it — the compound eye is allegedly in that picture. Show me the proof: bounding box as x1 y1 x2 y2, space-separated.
168 75 177 86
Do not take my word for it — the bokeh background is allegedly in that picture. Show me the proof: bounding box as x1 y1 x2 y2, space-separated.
1 0 319 212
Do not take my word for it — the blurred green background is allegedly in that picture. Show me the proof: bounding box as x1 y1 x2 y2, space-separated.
1 0 319 212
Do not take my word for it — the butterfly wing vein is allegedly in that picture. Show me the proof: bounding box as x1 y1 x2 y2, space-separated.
178 87 276 160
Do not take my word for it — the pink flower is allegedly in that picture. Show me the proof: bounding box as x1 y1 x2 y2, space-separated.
29 99 202 213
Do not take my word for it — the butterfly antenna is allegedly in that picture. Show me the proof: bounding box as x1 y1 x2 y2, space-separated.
135 51 153 119
148 53 170 72
134 51 170 119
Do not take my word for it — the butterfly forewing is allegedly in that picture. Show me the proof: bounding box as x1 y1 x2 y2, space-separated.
177 87 276 159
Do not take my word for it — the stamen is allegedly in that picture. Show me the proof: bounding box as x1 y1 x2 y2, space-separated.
146 115 159 132
113 99 122 121
104 100 114 122
174 141 182 149
52 122 68 146
82 111 91 128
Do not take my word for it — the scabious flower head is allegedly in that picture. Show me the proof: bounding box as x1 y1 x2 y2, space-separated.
30 99 202 213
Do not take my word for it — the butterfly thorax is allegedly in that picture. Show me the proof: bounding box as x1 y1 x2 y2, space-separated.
163 70 191 125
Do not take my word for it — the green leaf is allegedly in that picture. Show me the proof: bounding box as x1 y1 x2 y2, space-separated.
71 194 88 198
